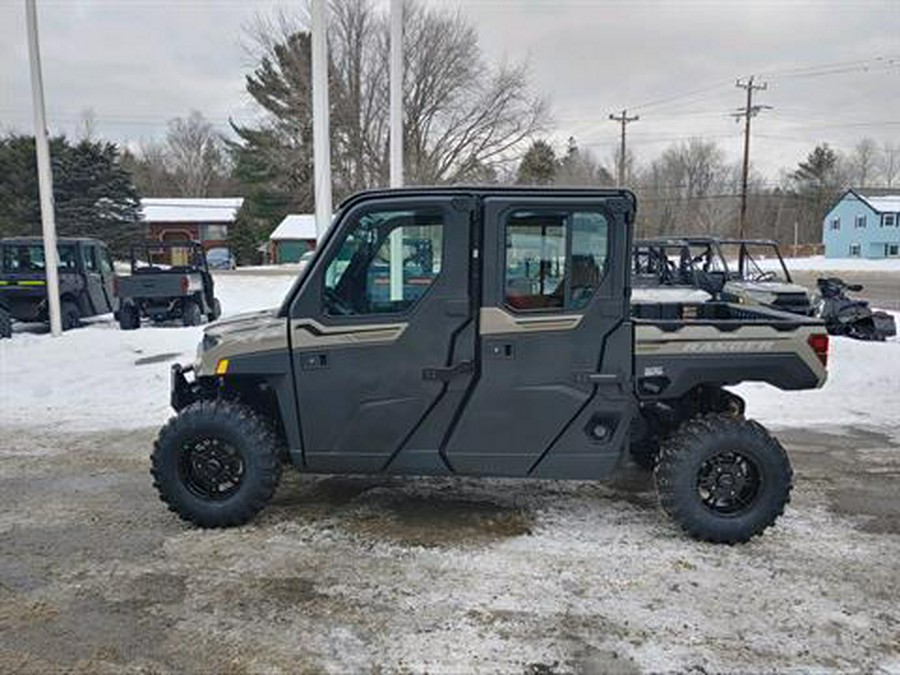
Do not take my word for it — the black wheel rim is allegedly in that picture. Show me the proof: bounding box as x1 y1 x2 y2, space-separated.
179 437 245 501
696 451 761 516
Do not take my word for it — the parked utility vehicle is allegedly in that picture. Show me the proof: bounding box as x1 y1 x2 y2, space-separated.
115 240 221 329
154 188 828 543
0 236 116 332
631 238 725 305
692 238 814 316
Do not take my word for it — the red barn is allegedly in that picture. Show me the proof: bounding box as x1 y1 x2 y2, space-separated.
140 198 243 251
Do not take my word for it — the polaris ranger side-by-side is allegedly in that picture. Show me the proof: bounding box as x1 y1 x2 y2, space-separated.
114 240 221 329
153 188 828 543
0 237 116 333
679 237 814 316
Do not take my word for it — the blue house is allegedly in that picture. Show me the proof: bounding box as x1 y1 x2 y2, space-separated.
823 189 900 259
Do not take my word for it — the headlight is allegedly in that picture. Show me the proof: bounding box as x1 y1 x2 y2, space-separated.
202 332 221 351
747 291 778 305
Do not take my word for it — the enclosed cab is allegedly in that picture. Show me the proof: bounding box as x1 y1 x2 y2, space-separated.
0 236 116 332
152 188 828 544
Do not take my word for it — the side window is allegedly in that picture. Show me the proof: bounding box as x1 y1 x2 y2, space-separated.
99 249 115 275
504 210 608 312
323 208 444 316
57 245 77 270
82 246 98 272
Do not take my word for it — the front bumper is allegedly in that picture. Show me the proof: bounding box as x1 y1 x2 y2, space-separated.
171 363 199 411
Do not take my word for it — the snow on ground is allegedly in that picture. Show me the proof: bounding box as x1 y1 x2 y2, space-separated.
0 273 295 432
1 270 898 437
767 255 900 272
735 324 900 437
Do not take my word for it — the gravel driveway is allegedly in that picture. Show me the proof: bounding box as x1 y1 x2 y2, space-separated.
1 424 898 674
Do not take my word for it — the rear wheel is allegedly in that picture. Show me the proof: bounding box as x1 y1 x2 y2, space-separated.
61 301 80 331
151 400 282 528
654 413 792 543
0 306 11 339
118 303 140 330
182 299 202 327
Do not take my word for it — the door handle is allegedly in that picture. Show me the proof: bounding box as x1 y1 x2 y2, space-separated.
422 360 473 382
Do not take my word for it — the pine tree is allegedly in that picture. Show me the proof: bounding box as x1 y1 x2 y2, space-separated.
517 140 557 185
0 134 142 256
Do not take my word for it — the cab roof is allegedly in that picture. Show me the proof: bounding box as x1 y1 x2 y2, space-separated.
338 185 636 210
0 236 106 246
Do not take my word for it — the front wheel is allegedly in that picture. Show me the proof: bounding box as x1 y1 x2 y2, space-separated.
118 303 140 330
654 413 792 543
151 400 282 528
61 301 81 331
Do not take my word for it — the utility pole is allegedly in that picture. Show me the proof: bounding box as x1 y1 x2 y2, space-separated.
733 77 770 238
609 109 639 187
25 0 62 336
388 0 403 301
311 0 332 241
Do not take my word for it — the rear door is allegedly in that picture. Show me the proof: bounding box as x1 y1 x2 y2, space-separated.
445 194 634 478
81 244 113 314
288 194 475 473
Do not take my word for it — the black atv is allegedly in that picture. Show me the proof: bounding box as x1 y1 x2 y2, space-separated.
815 277 896 341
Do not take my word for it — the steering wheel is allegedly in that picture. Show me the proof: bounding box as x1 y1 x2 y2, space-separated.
324 287 354 315
753 271 777 282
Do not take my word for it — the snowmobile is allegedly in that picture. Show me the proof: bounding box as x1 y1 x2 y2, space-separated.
815 277 896 341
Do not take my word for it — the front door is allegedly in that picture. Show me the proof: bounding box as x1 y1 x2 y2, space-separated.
444 195 634 478
289 195 475 473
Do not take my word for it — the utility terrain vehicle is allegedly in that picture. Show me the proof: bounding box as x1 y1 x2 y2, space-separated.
684 237 814 316
631 238 726 305
155 188 828 543
115 240 221 329
0 236 115 332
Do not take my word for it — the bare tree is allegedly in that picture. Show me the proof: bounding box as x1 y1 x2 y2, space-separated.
238 0 549 199
634 138 735 237
849 137 879 187
880 142 900 188
554 137 613 187
164 111 231 197
77 108 97 142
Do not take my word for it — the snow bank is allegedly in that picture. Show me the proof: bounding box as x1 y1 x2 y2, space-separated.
735 321 900 436
771 256 900 272
0 274 295 432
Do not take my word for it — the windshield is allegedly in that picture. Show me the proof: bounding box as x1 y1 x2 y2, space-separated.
1 244 77 273
719 242 789 282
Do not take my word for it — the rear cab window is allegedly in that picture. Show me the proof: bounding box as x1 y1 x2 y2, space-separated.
1 244 77 273
504 210 608 312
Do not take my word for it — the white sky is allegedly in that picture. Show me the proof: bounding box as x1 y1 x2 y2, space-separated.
1 0 898 180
